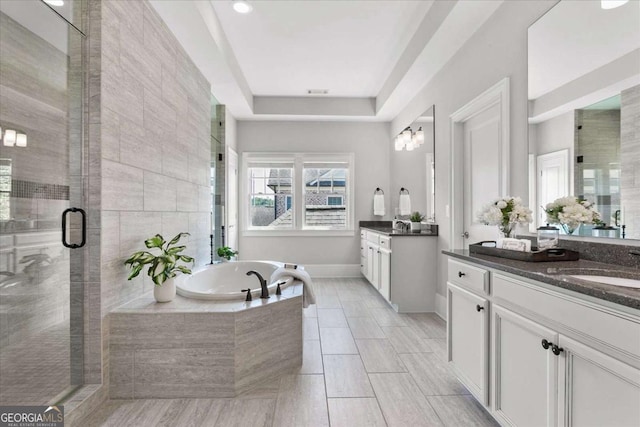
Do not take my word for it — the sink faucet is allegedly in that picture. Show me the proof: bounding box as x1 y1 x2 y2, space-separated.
246 270 270 299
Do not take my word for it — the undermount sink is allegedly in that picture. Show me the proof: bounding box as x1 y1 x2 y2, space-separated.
569 275 640 289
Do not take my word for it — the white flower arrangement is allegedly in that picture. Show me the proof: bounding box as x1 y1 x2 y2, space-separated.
544 196 601 234
477 196 533 236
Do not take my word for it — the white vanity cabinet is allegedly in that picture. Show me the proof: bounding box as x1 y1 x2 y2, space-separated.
446 256 640 427
361 229 436 312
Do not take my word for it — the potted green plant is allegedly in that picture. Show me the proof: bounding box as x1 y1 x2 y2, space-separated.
217 246 238 261
409 211 425 232
124 232 194 302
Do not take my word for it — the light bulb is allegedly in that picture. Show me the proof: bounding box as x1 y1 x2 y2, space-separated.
4 129 16 147
416 127 424 145
601 0 628 9
402 128 412 145
16 133 27 147
233 0 253 14
394 135 404 151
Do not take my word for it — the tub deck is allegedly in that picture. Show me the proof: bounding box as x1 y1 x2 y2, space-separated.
108 282 303 399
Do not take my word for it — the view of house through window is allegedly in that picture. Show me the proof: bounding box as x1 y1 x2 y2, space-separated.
248 166 293 228
244 154 353 232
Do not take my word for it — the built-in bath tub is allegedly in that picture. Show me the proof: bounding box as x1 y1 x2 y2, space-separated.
109 264 303 399
176 260 294 300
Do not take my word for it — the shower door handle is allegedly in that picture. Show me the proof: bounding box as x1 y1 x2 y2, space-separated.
62 207 86 249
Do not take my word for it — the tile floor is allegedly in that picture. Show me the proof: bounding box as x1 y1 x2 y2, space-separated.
82 278 498 426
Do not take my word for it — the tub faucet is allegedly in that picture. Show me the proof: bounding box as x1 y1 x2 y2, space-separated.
246 270 270 299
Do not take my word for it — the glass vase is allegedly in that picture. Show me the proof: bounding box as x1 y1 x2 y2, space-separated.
560 223 581 236
498 223 515 238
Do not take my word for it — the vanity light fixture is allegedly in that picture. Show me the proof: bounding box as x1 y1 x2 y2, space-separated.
394 126 424 151
16 133 27 147
233 0 253 14
44 0 65 6
3 129 16 147
601 0 628 9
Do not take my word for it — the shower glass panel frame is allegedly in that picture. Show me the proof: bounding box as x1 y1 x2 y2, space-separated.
0 0 86 406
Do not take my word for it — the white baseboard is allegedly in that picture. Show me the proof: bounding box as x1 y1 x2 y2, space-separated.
303 264 361 278
435 292 446 321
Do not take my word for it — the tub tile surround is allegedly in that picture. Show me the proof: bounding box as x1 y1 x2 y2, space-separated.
108 285 303 399
83 278 498 427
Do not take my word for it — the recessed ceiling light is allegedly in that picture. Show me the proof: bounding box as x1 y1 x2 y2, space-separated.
233 1 253 14
601 0 628 9
44 0 65 6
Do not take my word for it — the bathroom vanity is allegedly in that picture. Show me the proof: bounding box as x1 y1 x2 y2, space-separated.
443 250 640 427
360 225 437 312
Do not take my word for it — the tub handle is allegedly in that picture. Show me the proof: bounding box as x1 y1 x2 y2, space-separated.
241 288 252 302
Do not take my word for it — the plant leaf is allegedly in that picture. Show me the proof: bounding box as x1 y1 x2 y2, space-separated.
176 266 192 275
180 255 195 264
167 246 186 255
168 232 190 246
127 264 144 280
145 234 165 249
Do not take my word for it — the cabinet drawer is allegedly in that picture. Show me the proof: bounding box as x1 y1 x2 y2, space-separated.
448 259 489 295
366 232 379 245
493 273 640 361
379 235 391 250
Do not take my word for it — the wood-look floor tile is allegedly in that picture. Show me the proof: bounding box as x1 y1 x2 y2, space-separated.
382 326 433 354
273 374 329 427
356 339 407 373
298 340 323 374
425 338 447 361
214 398 275 427
369 307 408 327
303 317 320 340
155 399 191 426
323 355 375 397
362 295 389 309
401 313 446 338
369 373 443 427
347 317 386 339
340 300 372 318
315 295 342 308
317 308 348 328
303 305 317 318
428 395 499 426
327 398 387 427
319 328 358 355
400 353 469 396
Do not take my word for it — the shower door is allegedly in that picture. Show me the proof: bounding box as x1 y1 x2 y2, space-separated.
0 0 85 406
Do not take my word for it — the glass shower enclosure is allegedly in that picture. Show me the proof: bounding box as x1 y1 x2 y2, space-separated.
0 0 86 406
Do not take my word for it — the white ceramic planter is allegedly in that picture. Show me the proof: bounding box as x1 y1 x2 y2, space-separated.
411 222 422 232
154 277 176 303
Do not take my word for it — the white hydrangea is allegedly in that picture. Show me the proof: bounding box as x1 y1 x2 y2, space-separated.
545 196 600 227
477 196 533 227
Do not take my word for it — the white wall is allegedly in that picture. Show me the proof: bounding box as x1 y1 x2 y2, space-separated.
391 0 557 305
237 121 390 267
533 111 574 156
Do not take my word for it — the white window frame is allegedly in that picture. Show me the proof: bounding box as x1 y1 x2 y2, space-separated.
241 152 355 237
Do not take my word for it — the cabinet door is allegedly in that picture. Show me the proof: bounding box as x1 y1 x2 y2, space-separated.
366 245 375 284
379 248 391 302
447 283 489 405
492 304 558 427
372 246 380 288
557 335 640 427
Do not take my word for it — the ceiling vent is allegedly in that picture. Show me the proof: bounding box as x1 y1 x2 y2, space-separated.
307 89 329 95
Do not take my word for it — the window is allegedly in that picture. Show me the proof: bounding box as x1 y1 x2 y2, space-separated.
243 153 354 235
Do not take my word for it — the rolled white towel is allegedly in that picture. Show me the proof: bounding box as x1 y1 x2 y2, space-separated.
271 265 316 308
399 194 412 216
373 194 385 216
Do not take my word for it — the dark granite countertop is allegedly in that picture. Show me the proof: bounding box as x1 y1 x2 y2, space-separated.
443 249 640 311
361 226 438 237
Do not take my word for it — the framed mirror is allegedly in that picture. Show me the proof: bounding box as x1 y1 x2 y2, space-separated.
528 0 640 239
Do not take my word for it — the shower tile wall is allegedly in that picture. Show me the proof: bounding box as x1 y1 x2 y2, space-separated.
83 0 212 405
621 85 640 239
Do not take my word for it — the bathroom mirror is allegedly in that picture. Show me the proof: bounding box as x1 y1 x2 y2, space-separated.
412 105 436 222
528 0 640 239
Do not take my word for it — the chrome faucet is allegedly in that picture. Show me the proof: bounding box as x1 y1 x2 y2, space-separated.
246 270 270 299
